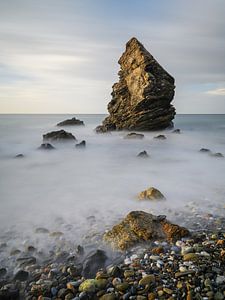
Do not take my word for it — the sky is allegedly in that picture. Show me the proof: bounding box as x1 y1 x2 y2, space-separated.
0 0 225 114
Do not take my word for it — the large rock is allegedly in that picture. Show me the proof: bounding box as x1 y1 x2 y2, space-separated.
82 249 108 278
43 130 76 141
103 211 189 250
96 37 175 132
57 117 84 126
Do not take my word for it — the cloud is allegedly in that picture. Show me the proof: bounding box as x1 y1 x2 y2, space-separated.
206 88 225 96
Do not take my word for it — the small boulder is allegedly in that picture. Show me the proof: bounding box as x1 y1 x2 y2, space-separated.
103 211 189 250
137 150 149 158
138 187 165 200
172 129 181 134
82 249 108 278
0 268 7 278
38 143 55 150
154 134 166 140
124 132 144 139
57 117 84 126
76 140 86 148
43 130 76 141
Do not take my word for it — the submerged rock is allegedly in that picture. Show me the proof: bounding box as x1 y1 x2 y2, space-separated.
210 152 224 158
199 148 211 153
124 132 144 139
137 150 149 158
138 187 165 200
172 129 181 134
38 143 55 150
96 37 175 132
43 130 76 141
13 270 29 281
57 117 84 126
14 154 24 158
76 140 86 148
154 134 166 140
103 211 189 250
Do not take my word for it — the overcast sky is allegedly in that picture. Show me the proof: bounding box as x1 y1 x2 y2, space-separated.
0 0 225 114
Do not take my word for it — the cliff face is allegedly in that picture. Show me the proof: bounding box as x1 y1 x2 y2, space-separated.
96 37 176 132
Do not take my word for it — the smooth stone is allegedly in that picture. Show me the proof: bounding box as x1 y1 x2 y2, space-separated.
124 270 135 278
15 154 24 158
124 132 144 139
183 253 199 261
154 135 166 140
100 293 116 300
38 143 55 150
214 292 224 300
94 279 108 289
115 282 129 292
137 150 149 158
76 140 86 148
139 275 155 286
79 279 96 293
112 278 122 286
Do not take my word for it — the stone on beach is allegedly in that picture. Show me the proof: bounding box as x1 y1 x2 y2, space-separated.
76 140 86 148
43 130 76 141
57 117 84 126
96 37 175 132
103 211 189 250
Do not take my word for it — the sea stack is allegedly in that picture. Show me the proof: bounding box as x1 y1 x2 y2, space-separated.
96 37 176 132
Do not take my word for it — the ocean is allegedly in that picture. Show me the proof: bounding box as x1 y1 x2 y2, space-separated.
0 114 225 268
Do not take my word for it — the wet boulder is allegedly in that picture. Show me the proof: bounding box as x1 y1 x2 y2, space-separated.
82 249 108 278
103 211 189 250
138 187 165 200
43 130 76 141
154 134 166 140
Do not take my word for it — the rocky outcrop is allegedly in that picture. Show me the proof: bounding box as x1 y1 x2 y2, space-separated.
96 37 175 132
104 211 189 250
57 117 84 126
43 130 76 141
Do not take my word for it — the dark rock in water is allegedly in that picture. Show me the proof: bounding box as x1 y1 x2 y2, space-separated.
103 211 189 250
76 245 84 256
16 256 36 267
154 134 166 140
210 152 224 158
43 130 76 141
137 150 149 158
14 154 24 158
76 140 86 148
0 268 7 278
124 132 144 139
96 37 175 132
0 285 20 300
172 129 181 134
38 143 55 150
82 249 108 278
199 148 211 153
13 270 29 281
57 117 84 126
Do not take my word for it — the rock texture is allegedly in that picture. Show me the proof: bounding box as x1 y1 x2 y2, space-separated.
103 211 189 250
43 130 76 141
138 187 165 200
57 117 84 126
96 37 175 132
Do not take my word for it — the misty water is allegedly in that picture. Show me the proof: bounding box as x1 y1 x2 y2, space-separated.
0 114 225 268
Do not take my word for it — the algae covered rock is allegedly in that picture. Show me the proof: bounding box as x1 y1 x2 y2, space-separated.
138 187 165 200
103 211 189 250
